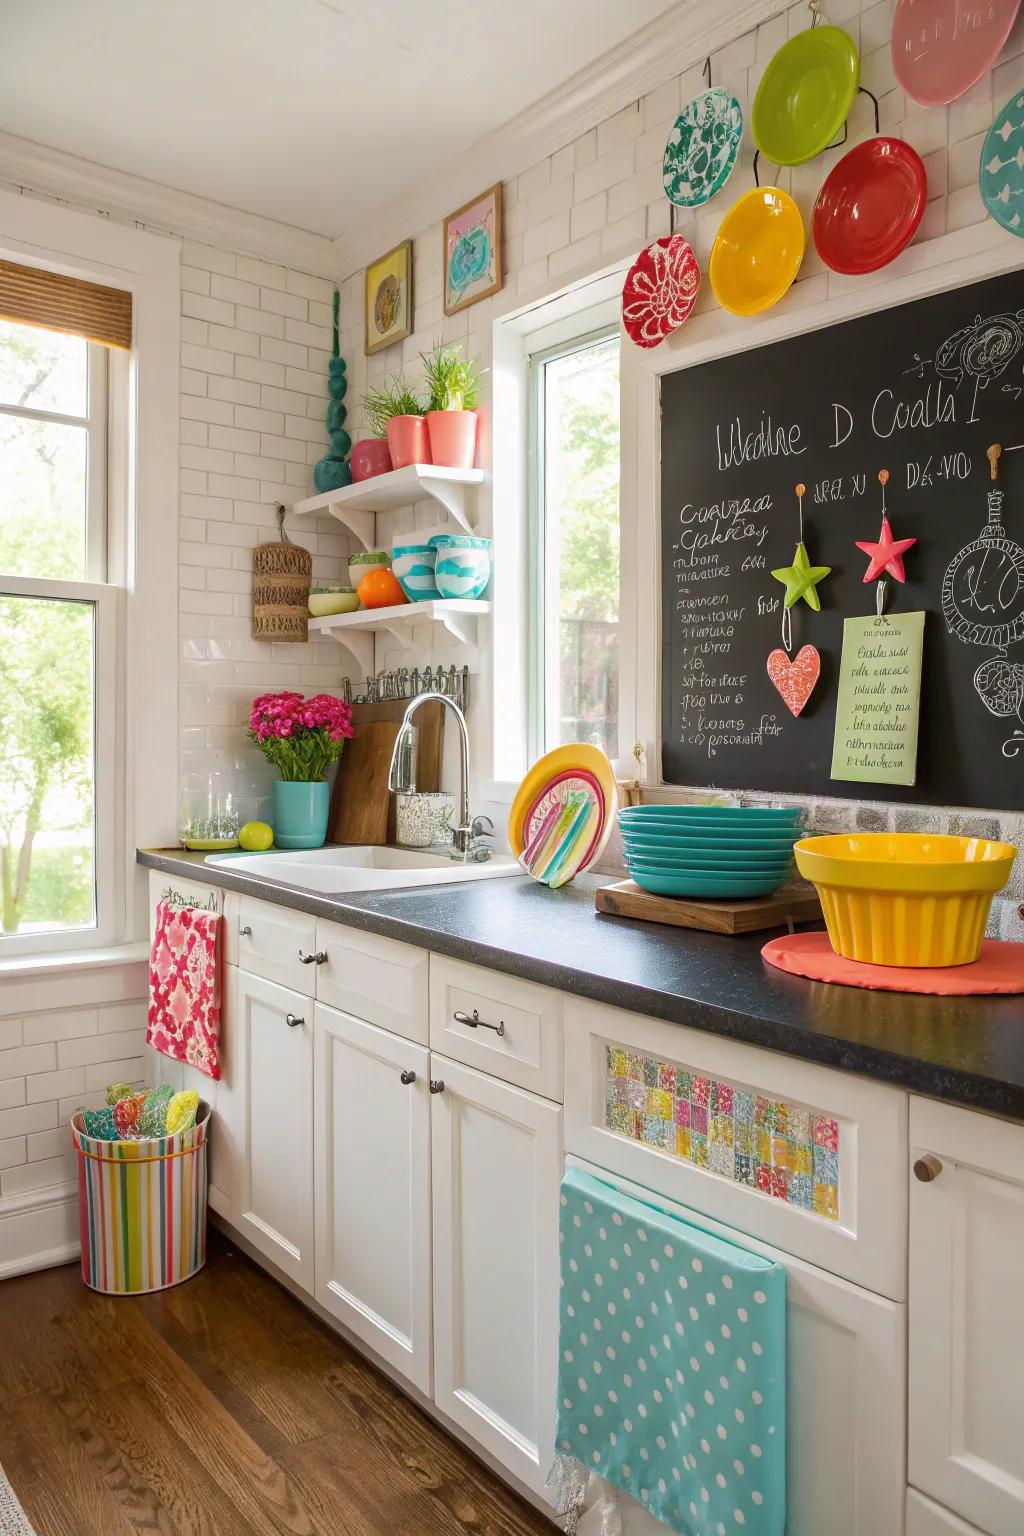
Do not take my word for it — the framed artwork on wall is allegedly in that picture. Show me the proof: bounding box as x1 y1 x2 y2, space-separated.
365 239 413 355
443 183 503 316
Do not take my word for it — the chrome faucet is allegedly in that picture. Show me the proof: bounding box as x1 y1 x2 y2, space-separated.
387 691 491 860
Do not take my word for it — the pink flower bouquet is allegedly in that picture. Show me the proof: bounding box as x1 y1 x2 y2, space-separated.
248 691 354 782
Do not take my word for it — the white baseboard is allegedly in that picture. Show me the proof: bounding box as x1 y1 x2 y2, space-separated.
0 1180 80 1280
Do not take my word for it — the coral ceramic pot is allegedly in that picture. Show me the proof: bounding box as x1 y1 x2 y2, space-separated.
427 409 478 469
350 438 392 481
386 415 430 470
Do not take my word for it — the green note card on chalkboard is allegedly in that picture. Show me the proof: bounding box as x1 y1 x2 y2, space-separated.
831 612 926 786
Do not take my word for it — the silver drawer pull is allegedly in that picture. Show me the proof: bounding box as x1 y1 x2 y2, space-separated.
239 924 252 937
285 1013 304 1028
454 1007 505 1037
299 949 328 965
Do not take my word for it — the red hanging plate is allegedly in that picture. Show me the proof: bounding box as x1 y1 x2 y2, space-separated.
621 235 701 349
812 137 927 277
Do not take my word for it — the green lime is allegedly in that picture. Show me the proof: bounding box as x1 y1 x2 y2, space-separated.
239 821 274 852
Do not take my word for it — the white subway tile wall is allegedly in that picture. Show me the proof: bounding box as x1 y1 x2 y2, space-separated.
0 1002 147 1198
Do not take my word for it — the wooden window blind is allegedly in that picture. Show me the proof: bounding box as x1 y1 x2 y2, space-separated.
0 259 132 350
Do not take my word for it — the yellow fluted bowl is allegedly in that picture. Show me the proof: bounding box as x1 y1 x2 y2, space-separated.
794 833 1017 967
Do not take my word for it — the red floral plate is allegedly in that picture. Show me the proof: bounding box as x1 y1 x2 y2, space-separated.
622 235 701 348
812 137 927 276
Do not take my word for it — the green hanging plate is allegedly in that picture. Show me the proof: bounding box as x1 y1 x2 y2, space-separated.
752 25 860 167
663 87 744 208
980 91 1024 237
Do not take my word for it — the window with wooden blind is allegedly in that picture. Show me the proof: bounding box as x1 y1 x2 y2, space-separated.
0 261 127 953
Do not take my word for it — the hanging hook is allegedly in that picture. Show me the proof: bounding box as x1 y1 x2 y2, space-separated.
703 55 711 88
878 467 889 516
795 482 805 545
781 605 793 655
670 200 678 234
988 443 1003 481
876 579 889 621
275 502 290 542
753 149 760 188
808 0 824 25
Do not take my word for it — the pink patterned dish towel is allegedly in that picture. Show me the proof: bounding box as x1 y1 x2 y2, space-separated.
147 901 222 1080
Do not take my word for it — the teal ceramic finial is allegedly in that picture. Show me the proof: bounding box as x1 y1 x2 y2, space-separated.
315 289 353 492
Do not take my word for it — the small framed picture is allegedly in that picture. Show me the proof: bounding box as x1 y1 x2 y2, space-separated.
365 239 413 356
443 184 503 316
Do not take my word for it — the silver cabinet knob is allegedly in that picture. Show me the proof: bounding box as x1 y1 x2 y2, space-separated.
914 1155 943 1183
429 1079 445 1094
285 1013 304 1028
400 1069 416 1086
239 925 252 936
453 1008 505 1037
299 949 327 965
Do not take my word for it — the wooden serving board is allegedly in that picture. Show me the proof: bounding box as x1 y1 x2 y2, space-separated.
595 880 822 935
329 699 445 846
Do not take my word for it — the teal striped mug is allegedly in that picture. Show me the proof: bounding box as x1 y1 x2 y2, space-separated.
429 534 491 600
392 543 440 600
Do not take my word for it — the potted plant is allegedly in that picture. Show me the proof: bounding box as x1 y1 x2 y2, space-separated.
362 375 429 472
249 691 354 849
421 340 481 469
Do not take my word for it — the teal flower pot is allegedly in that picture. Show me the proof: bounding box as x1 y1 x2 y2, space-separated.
272 780 330 849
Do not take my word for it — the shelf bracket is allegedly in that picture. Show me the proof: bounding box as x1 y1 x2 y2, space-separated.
427 480 476 535
437 610 478 647
331 506 375 552
321 627 375 674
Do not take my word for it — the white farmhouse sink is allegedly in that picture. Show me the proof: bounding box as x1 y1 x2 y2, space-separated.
206 845 520 894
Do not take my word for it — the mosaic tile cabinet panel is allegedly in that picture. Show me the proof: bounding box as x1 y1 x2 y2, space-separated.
604 1045 841 1222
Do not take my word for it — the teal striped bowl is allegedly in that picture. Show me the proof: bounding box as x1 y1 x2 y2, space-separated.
392 544 440 600
430 534 491 600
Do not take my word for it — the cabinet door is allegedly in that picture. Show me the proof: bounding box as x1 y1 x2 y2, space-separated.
907 1490 986 1536
431 1052 562 1497
910 1098 1024 1536
235 969 314 1291
573 1155 906 1536
207 964 238 1220
313 1003 432 1393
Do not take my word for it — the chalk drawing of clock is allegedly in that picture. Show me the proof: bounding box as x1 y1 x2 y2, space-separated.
942 489 1024 650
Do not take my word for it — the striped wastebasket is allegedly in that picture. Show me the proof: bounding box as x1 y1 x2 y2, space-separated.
72 1102 210 1294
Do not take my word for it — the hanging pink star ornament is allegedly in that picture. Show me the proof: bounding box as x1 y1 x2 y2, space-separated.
855 470 917 583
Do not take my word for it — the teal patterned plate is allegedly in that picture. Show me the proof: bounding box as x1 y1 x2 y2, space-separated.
663 87 744 208
981 92 1024 237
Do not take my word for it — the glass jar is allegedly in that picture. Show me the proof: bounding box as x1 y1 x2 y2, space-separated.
179 766 243 851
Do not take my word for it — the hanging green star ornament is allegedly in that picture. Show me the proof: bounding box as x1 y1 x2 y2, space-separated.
314 289 353 493
771 483 831 610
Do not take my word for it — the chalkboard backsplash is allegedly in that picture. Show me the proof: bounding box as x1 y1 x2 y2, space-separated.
660 269 1024 817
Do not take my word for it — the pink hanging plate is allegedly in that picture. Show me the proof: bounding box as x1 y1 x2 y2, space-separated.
892 0 1022 107
622 235 701 349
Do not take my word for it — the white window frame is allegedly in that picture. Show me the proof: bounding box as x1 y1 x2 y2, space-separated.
0 190 180 965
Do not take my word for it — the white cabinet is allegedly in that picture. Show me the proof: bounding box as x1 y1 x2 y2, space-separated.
430 1052 563 1497
907 1490 986 1536
910 1098 1024 1536
313 1002 432 1393
235 969 314 1290
574 1156 906 1536
316 918 429 1043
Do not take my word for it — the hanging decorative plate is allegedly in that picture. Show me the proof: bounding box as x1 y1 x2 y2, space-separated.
621 235 701 348
813 137 927 275
981 91 1024 237
751 26 860 166
709 187 805 317
507 744 617 885
663 87 744 208
893 0 1022 108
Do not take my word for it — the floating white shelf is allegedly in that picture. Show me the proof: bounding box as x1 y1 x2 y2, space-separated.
309 598 491 674
293 463 485 549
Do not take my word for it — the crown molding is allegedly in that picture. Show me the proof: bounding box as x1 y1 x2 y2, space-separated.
0 132 337 277
333 0 785 277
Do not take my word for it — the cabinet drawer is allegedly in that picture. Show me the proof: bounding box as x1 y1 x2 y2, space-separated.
564 997 907 1300
237 896 318 994
148 870 239 966
430 956 563 1101
316 919 428 1044
907 1491 984 1536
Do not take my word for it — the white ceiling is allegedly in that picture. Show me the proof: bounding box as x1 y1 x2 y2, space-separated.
0 0 674 239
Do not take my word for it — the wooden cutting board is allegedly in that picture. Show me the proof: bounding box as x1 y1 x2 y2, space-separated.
329 699 445 846
595 880 822 935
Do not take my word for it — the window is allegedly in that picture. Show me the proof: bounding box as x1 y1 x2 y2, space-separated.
0 316 120 951
530 329 620 757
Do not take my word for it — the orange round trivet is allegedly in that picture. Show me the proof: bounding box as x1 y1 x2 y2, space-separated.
761 930 1024 995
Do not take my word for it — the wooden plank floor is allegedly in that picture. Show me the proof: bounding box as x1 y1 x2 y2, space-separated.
0 1231 556 1536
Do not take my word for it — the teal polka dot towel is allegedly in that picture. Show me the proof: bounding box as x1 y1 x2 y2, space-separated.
553 1169 786 1536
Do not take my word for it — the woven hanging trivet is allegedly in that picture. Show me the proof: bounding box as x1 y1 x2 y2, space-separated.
252 504 312 642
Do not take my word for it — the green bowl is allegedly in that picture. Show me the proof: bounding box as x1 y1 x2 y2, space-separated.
628 867 788 899
751 25 860 167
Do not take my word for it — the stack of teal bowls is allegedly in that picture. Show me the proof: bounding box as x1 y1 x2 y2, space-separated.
619 805 804 898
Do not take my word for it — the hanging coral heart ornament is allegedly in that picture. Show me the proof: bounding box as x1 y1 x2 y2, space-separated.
767 644 822 717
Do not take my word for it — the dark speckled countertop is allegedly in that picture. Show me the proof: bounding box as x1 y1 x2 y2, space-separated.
138 848 1024 1120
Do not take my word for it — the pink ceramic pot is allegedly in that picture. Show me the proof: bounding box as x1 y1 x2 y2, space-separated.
426 410 478 470
386 415 431 470
350 438 393 482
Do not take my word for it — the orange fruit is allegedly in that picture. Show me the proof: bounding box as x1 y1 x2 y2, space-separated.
357 567 407 608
